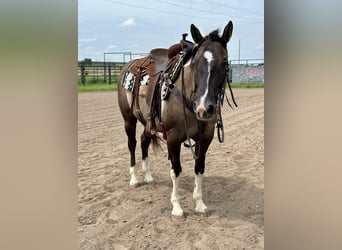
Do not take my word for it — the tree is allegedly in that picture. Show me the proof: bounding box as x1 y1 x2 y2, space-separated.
83 58 92 66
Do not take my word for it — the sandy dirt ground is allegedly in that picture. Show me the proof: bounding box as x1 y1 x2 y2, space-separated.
78 88 264 250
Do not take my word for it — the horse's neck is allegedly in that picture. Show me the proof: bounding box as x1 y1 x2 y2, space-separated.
175 66 195 99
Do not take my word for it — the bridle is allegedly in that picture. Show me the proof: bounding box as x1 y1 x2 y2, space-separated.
180 37 238 159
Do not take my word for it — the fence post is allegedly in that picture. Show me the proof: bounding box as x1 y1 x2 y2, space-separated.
108 63 112 85
104 64 107 82
81 64 86 85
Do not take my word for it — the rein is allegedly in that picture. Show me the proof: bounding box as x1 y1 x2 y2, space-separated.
217 91 225 143
216 62 238 143
180 43 199 160
225 62 238 109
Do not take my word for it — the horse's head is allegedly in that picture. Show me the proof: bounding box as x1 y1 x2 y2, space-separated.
190 21 233 120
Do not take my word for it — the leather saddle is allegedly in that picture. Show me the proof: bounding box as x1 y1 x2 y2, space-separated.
126 49 168 136
127 39 195 137
128 48 168 109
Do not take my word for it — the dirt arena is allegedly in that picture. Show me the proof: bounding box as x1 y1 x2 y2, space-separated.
78 88 264 249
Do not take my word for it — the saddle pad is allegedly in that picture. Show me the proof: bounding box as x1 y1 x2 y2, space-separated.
122 70 150 92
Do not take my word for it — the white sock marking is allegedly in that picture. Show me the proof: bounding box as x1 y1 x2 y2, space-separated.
142 157 154 183
170 168 183 216
129 166 138 186
193 173 207 213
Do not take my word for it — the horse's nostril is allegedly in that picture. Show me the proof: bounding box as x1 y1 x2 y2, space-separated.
207 104 215 114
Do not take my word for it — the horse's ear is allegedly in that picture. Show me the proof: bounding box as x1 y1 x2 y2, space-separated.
191 24 203 44
222 21 233 44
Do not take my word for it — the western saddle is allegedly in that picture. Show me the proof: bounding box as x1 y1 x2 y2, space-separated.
127 35 194 137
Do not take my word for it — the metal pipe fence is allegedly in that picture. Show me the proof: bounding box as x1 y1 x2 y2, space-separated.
78 54 264 85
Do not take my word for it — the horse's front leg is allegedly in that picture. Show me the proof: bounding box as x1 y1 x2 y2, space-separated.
193 140 211 215
167 137 183 217
193 172 207 214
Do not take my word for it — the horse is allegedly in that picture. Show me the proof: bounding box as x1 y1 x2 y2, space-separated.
118 21 234 217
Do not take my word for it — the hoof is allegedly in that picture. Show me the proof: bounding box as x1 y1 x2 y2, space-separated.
144 179 156 185
195 200 208 216
195 209 209 217
129 183 140 189
171 203 184 217
144 174 154 184
171 214 186 222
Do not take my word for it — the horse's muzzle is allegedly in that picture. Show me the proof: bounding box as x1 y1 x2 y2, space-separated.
193 101 216 121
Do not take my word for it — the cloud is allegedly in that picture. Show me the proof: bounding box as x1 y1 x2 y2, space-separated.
119 18 135 27
79 46 103 61
79 37 97 42
107 44 118 50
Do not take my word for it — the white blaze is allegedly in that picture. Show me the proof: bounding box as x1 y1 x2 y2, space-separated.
199 51 214 108
204 50 213 64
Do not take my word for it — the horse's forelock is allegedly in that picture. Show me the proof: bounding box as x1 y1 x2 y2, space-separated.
207 29 226 46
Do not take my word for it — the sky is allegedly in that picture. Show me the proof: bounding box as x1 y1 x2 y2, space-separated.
78 0 264 62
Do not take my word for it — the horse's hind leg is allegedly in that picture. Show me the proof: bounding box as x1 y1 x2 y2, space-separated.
141 132 154 183
124 117 138 187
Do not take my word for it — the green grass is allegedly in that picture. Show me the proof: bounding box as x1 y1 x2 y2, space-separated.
78 81 264 92
78 77 118 92
230 83 264 88
78 83 117 92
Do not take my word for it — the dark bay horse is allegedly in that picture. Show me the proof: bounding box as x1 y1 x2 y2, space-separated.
118 21 233 217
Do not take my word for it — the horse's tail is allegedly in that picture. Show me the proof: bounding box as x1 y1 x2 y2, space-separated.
150 133 163 153
144 115 164 153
